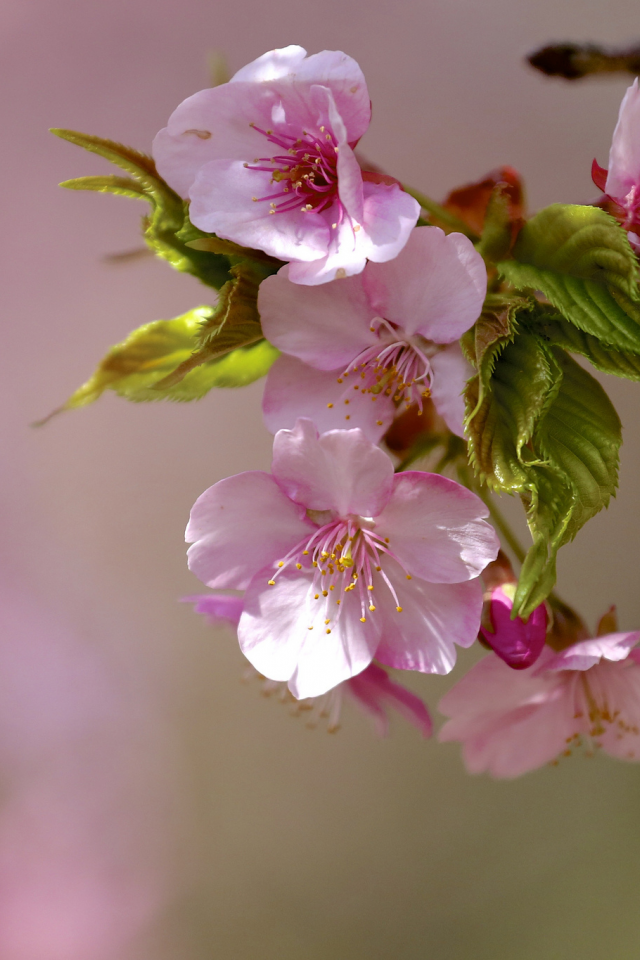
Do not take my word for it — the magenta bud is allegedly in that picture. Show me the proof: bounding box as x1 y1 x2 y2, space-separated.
480 585 547 669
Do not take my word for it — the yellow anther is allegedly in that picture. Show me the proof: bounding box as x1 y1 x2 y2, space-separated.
325 619 331 624
329 585 335 591
406 574 412 580
376 420 383 426
396 606 403 613
313 561 318 567
345 415 350 420
308 626 313 630
296 563 302 570
375 566 381 572
303 550 309 555
278 561 284 567
327 403 334 409
268 579 276 586
360 617 366 623
369 604 376 612
367 585 374 591
337 378 344 384
314 594 320 599
322 590 328 597
344 399 350 405
326 629 331 634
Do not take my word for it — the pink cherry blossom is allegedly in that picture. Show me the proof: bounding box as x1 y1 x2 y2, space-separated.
153 45 420 284
439 628 640 778
185 419 499 699
592 78 640 248
480 584 547 670
187 593 432 736
258 226 483 438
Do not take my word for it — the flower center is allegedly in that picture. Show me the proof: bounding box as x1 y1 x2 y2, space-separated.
556 668 640 762
336 318 434 414
245 122 345 225
267 516 410 633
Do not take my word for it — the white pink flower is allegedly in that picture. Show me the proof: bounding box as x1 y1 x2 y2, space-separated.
153 45 420 284
258 227 484 439
439 626 640 778
187 594 432 736
185 419 499 699
592 78 640 248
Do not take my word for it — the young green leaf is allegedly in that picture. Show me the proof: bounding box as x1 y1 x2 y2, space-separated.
535 312 640 380
499 203 640 353
52 129 232 289
34 306 278 422
513 350 621 617
154 263 265 389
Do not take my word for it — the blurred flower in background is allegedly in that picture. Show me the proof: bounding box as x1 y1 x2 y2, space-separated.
0 567 182 960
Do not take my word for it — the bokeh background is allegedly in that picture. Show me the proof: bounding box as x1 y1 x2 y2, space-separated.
3 1 640 957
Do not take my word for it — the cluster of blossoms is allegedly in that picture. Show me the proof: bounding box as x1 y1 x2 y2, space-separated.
57 46 640 777
150 46 640 775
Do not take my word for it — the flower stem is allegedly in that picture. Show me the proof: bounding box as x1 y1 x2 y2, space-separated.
403 185 480 241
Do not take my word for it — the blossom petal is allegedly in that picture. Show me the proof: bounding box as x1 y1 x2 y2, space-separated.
239 568 379 698
595 661 640 761
429 344 473 437
186 471 312 590
375 472 499 583
230 45 308 82
606 78 640 200
362 226 486 341
438 652 574 777
258 268 376 369
282 50 370 141
153 83 279 198
346 662 433 737
189 159 330 260
374 566 483 674
184 593 244 629
543 631 640 673
272 418 394 516
287 181 420 285
262 355 394 441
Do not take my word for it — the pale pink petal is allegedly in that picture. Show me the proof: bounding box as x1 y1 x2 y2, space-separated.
271 419 394 516
481 587 547 670
183 594 243 629
438 653 575 777
362 227 486 341
606 79 640 199
287 181 420 285
153 83 279 198
258 268 376 369
543 631 640 672
262 355 394 441
374 564 483 674
230 45 308 82
186 471 312 590
429 344 473 437
189 159 330 260
374 472 499 583
239 568 379 698
281 50 370 141
346 663 433 737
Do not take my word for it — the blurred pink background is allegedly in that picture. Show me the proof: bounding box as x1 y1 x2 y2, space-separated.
3 1 640 957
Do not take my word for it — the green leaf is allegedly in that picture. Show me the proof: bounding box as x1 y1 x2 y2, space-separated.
535 312 640 380
465 331 560 492
35 307 278 422
476 184 520 263
499 203 640 353
154 262 264 389
465 324 621 617
52 129 232 289
513 350 620 616
508 203 639 295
